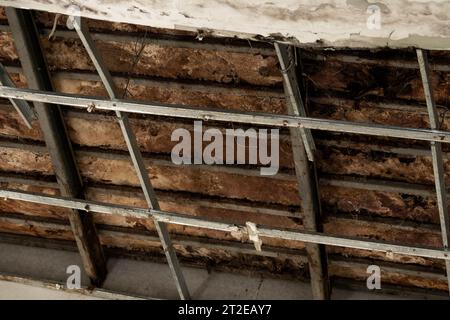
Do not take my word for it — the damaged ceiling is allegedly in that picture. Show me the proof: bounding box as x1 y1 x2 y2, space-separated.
0 3 450 299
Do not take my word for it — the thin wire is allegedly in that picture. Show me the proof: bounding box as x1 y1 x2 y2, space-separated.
122 29 149 99
48 13 61 40
279 46 296 74
438 72 449 130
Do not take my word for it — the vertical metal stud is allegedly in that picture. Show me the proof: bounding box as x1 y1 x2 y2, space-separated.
71 16 190 299
417 48 450 295
0 62 35 128
5 8 107 285
276 43 330 300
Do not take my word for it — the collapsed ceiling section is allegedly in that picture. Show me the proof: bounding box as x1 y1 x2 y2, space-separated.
0 2 450 299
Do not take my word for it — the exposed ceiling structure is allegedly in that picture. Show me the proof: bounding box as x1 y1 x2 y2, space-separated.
0 2 450 300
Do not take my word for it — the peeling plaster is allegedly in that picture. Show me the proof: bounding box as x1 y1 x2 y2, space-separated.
2 0 450 49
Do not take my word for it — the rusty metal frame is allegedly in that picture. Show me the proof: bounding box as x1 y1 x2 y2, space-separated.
3 75 450 298
2 65 450 297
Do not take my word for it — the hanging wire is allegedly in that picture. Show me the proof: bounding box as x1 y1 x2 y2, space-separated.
122 28 149 99
438 73 449 130
279 45 296 74
48 13 61 40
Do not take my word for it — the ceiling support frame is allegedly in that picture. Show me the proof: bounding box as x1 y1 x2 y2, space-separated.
69 16 190 300
2 188 450 262
1 86 450 143
2 8 450 299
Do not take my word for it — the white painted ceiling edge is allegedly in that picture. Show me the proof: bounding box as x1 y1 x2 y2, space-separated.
1 1 450 50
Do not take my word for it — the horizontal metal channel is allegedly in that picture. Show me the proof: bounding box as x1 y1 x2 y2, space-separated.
0 188 449 262
1 86 450 143
0 63 35 128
